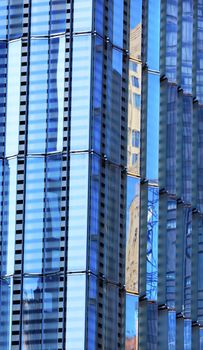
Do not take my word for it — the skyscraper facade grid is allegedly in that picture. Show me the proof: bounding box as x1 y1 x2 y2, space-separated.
0 0 203 350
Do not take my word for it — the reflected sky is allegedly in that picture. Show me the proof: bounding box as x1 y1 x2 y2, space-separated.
125 294 138 339
130 0 142 29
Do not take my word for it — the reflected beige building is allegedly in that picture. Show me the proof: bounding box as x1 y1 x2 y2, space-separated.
128 23 142 176
126 191 140 293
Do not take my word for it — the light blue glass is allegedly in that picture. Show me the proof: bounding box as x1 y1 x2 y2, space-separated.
146 73 160 183
24 157 45 273
126 176 140 292
95 0 104 35
125 294 138 348
168 311 176 350
0 278 13 349
31 0 66 36
0 42 7 156
73 0 92 32
200 328 203 349
2 158 17 276
44 155 62 273
68 153 89 271
184 319 191 350
28 37 65 154
147 0 160 70
146 186 159 301
113 0 124 48
66 274 86 349
70 35 92 151
9 0 23 39
0 1 7 39
5 39 21 157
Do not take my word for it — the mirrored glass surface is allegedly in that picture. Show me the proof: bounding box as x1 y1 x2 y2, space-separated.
147 0 160 70
146 186 159 301
106 48 123 163
166 199 176 308
166 0 178 81
73 0 92 32
147 303 158 348
181 0 193 93
129 0 142 60
126 176 140 293
0 277 12 349
147 73 160 183
168 311 176 350
70 35 92 151
5 39 21 157
183 207 192 317
24 157 45 274
0 42 7 156
184 319 191 350
2 158 17 276
196 2 203 103
66 274 86 349
182 96 192 203
128 60 141 175
198 106 203 213
68 153 89 271
125 293 138 350
0 0 23 39
31 0 66 36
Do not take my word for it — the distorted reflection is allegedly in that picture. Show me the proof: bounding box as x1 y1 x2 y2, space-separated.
125 294 138 350
129 0 142 60
126 176 140 292
146 187 159 301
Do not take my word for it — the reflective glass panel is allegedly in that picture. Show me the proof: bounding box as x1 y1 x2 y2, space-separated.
146 73 160 183
126 176 140 293
168 311 176 350
147 0 160 70
182 96 192 203
8 0 23 39
125 294 138 350
24 157 45 274
73 0 92 32
129 0 142 60
5 40 21 157
196 3 203 103
68 153 89 271
66 274 86 349
147 303 158 348
128 61 141 175
70 35 91 151
0 43 7 156
2 158 17 276
146 186 159 301
181 0 193 93
184 319 191 350
0 278 12 349
183 207 192 318
166 199 176 308
166 0 178 81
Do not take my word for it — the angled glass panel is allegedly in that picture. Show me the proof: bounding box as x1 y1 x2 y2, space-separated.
9 0 23 39
0 42 7 156
196 2 203 103
5 39 21 157
70 35 92 151
66 274 86 349
147 0 160 70
0 278 12 350
92 37 103 153
166 199 176 308
47 36 65 153
44 155 62 273
128 61 141 175
168 311 176 350
89 155 100 273
108 0 124 48
68 153 89 271
146 73 160 184
129 0 142 60
28 39 48 154
31 0 66 36
106 48 123 163
182 96 192 204
146 186 159 301
125 293 138 350
184 319 191 350
181 0 193 93
73 0 92 32
165 0 178 81
24 157 45 274
126 176 140 293
2 158 17 276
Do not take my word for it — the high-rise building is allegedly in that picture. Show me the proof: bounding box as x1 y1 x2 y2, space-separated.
0 1 203 349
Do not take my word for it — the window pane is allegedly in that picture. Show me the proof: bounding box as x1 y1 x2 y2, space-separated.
73 0 92 32
125 294 138 349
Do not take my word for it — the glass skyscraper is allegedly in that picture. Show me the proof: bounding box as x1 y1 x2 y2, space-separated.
0 0 202 349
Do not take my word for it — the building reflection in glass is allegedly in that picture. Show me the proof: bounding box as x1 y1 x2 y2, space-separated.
126 176 140 293
146 187 159 301
125 293 138 350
